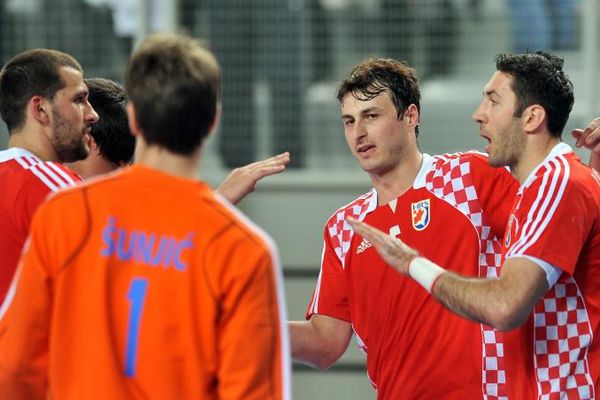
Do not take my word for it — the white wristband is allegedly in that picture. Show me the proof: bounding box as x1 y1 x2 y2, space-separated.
408 257 446 293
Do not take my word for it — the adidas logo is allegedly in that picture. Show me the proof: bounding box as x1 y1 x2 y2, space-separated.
356 238 372 254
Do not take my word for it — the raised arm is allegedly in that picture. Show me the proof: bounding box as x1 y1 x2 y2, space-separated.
347 218 549 331
572 117 600 171
216 152 290 204
289 314 353 369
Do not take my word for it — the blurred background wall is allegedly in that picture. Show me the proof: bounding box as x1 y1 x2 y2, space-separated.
0 0 598 398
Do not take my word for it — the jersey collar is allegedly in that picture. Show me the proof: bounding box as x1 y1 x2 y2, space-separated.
0 147 41 163
368 153 433 208
413 153 434 189
519 142 573 192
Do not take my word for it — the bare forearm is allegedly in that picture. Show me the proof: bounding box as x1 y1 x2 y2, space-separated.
431 264 546 331
432 273 520 330
288 317 351 369
289 321 328 368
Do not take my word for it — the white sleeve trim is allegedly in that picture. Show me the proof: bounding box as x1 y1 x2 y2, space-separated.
508 255 563 288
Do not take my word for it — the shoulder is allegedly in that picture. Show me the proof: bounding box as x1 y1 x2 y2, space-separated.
36 169 126 222
429 150 506 174
425 150 510 185
537 153 600 201
325 189 376 229
6 156 80 193
517 154 587 216
0 155 80 212
427 151 515 188
35 181 88 219
525 153 572 193
202 193 277 256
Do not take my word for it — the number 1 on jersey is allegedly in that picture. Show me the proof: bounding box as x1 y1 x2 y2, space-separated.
124 277 149 377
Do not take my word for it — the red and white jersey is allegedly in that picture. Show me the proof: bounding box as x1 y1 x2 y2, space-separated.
502 143 600 399
0 147 80 302
307 152 519 400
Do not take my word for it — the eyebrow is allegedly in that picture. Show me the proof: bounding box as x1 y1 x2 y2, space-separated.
71 87 89 99
341 106 382 120
484 89 499 98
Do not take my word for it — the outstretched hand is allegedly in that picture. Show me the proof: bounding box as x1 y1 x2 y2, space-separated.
346 217 419 275
217 152 290 204
572 118 600 171
572 117 600 151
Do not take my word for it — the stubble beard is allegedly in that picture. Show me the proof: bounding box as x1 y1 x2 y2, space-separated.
51 109 89 163
488 123 525 169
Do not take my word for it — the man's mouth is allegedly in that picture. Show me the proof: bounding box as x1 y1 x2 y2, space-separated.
357 144 375 154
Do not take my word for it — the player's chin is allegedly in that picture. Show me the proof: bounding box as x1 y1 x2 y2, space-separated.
488 153 507 168
65 142 90 163
355 158 373 170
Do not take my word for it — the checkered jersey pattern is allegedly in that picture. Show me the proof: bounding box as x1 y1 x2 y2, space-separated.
326 190 376 268
425 152 508 400
533 275 594 399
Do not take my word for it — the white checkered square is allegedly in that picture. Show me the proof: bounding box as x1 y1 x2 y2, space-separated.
425 152 507 399
327 191 376 267
534 275 594 399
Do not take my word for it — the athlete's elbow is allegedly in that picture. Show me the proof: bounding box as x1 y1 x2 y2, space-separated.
293 348 343 370
308 353 341 370
489 301 530 331
491 315 524 332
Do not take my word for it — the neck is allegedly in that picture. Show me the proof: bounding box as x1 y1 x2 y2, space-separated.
371 149 424 205
134 139 202 180
8 127 59 162
66 154 118 180
512 135 561 183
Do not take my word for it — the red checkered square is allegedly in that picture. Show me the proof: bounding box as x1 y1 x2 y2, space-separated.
327 190 376 266
426 152 508 400
534 276 594 399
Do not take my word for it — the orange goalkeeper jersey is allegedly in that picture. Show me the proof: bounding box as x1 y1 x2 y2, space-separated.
0 165 291 400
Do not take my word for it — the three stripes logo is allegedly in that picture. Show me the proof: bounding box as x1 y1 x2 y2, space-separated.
356 238 372 254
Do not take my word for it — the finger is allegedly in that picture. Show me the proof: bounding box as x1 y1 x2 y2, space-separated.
267 152 290 167
347 218 387 245
264 152 290 162
590 118 600 130
250 152 291 170
253 165 286 179
347 218 373 239
572 129 584 147
585 130 600 146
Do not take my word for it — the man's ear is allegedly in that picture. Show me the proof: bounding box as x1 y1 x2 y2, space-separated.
404 103 420 128
522 104 547 134
28 96 51 126
126 103 140 137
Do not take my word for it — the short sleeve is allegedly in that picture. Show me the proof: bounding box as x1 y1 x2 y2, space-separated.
505 166 592 275
305 228 351 322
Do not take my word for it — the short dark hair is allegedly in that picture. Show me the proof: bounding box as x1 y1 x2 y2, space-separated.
125 33 220 155
0 49 82 132
337 58 421 136
495 51 574 138
85 78 135 165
